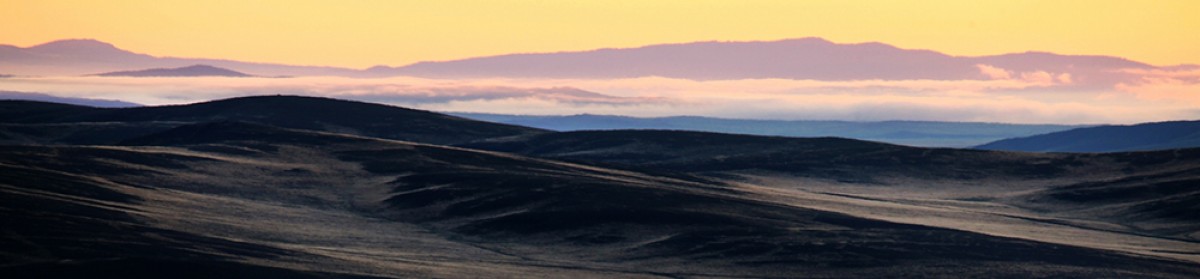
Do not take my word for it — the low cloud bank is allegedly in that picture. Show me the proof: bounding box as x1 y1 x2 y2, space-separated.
0 71 1195 124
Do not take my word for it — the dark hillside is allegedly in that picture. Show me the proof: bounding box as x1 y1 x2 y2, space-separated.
977 121 1200 152
461 130 1082 181
0 96 546 145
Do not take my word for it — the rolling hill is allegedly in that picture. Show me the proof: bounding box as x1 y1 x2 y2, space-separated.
4 120 1198 278
461 128 1200 247
976 120 1200 152
453 112 1081 147
458 130 1200 181
3 95 1200 278
0 95 545 145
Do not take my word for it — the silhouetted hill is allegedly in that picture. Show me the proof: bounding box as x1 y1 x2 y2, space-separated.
0 95 545 145
453 112 1081 147
95 64 252 77
976 120 1200 152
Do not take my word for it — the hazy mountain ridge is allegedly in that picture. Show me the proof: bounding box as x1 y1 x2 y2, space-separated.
0 39 358 76
1 38 1187 87
372 38 1172 89
977 120 1200 152
0 91 141 107
95 64 253 77
378 38 982 80
453 112 1083 147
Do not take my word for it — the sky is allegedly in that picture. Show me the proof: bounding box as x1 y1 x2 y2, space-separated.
3 0 1198 68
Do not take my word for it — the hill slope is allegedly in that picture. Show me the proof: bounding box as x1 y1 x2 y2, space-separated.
976 120 1200 152
462 129 1200 247
459 130 1088 181
4 121 1198 278
453 112 1081 147
0 95 545 145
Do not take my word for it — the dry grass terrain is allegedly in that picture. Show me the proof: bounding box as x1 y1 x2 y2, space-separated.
2 97 1198 278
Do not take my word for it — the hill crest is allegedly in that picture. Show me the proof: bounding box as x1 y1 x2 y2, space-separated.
976 120 1200 152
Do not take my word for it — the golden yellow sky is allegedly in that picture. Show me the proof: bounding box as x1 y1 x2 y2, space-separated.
3 0 1197 68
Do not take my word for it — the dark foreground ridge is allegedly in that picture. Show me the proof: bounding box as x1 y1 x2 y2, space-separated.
2 95 1199 278
460 130 1192 180
0 95 546 145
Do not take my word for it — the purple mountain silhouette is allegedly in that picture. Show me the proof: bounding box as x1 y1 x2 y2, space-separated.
381 38 982 80
0 38 1188 88
14 39 145 61
0 91 140 107
95 64 252 77
0 39 356 76
374 38 1166 89
0 40 155 73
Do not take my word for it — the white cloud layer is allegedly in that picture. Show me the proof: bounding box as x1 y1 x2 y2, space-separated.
0 73 1196 124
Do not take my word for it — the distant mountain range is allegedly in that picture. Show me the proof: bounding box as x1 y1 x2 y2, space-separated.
374 38 1165 89
453 112 1081 147
0 39 357 76
0 91 140 107
95 64 252 77
976 121 1200 152
1 38 1192 87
